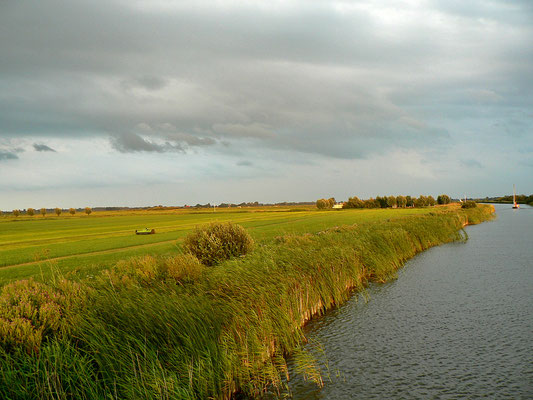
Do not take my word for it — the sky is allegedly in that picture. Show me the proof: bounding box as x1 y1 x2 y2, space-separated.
1 0 532 209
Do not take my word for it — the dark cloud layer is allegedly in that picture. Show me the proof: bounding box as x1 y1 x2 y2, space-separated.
1 0 530 161
33 143 56 152
0 151 18 161
0 0 532 207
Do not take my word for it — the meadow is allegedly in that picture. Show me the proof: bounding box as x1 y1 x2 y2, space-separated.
0 206 432 285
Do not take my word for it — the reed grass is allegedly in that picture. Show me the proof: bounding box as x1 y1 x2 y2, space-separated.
0 205 494 399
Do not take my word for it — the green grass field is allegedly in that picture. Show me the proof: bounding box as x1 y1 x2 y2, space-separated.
0 206 433 285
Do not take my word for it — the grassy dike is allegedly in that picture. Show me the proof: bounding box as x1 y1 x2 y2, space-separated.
0 205 494 399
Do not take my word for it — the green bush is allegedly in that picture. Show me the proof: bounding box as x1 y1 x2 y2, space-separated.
0 279 85 354
461 200 477 208
184 222 254 266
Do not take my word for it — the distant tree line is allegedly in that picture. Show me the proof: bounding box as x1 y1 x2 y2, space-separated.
476 194 533 206
314 194 452 210
3 207 93 217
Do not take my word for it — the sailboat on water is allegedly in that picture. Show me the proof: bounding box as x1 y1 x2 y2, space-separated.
512 184 520 209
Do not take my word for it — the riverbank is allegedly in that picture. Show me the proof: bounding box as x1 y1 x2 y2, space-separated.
0 204 494 399
288 203 530 399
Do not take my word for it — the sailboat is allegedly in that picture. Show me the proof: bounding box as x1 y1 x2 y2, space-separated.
512 184 520 209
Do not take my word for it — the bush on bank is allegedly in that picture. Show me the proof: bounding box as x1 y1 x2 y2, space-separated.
0 205 494 399
184 222 254 266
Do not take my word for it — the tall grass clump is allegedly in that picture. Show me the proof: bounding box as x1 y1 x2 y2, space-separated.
0 278 85 354
184 222 254 266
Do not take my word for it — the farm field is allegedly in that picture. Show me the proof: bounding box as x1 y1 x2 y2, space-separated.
0 206 433 285
0 207 431 285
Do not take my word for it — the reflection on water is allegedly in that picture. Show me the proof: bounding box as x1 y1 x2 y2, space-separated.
289 204 533 399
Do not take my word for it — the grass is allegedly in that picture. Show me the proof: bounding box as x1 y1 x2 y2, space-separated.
0 204 495 399
0 206 431 285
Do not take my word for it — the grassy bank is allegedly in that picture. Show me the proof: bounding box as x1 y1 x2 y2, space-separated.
0 206 433 286
0 204 494 399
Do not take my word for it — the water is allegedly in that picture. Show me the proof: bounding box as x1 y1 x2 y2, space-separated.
289 204 533 399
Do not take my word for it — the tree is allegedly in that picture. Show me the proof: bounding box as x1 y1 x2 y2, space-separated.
406 195 414 207
0 210 2 217
427 196 436 206
13 209 20 217
387 195 397 208
27 208 35 216
343 196 364 209
55 208 62 216
397 195 407 208
375 196 388 208
40 208 46 217
69 208 76 215
437 194 451 205
414 195 428 208
327 197 336 208
85 207 92 215
364 198 379 208
316 199 328 209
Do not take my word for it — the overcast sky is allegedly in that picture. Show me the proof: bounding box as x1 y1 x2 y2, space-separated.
1 0 532 209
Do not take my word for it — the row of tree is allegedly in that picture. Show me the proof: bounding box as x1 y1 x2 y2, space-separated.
316 194 452 209
3 207 93 217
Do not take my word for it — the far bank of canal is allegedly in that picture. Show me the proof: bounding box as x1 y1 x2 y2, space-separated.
289 204 533 399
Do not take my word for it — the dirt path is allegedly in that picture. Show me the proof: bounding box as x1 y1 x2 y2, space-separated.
2 238 181 269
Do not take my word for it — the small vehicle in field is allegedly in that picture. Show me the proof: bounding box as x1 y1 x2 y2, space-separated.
135 228 155 235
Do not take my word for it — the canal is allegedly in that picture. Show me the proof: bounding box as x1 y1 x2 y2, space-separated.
289 204 532 399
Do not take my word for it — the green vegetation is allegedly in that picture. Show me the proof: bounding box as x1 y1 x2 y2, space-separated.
0 204 494 399
437 194 452 204
184 222 254 266
475 193 533 206
461 200 477 209
0 206 434 285
341 194 448 209
315 198 335 209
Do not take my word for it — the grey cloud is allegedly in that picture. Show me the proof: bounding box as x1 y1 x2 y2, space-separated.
110 133 184 153
212 123 276 139
0 151 19 161
33 143 56 152
0 0 531 162
122 76 169 91
460 159 483 168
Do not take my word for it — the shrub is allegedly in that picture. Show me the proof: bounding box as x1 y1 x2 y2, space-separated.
184 222 254 266
69 208 76 215
85 207 92 215
316 199 328 209
27 208 35 216
40 208 46 217
13 209 20 217
0 279 86 354
55 208 62 216
461 200 477 209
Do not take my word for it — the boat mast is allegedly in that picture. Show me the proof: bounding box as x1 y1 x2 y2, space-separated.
513 184 516 205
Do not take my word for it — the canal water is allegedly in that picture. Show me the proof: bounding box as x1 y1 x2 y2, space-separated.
289 204 532 399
